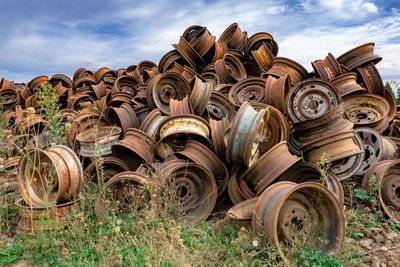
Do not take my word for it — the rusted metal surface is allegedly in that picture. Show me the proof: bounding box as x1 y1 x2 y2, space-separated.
312 53 341 81
344 93 390 132
251 43 275 72
330 72 367 97
227 163 252 204
15 198 79 232
241 141 301 194
286 78 341 123
357 61 385 95
169 96 194 115
225 102 269 167
227 197 257 227
362 160 400 222
266 57 308 85
264 75 290 113
75 125 121 157
18 145 83 207
210 117 229 158
94 171 152 222
302 131 364 163
218 23 247 51
111 128 156 170
189 76 212 115
149 72 191 114
246 32 278 57
257 104 289 153
337 42 382 70
252 182 345 265
228 77 267 106
157 114 211 159
330 132 365 180
139 108 167 139
107 103 139 136
204 91 236 120
28 75 49 91
1 23 395 261
0 88 21 110
155 160 217 222
280 162 344 206
174 140 229 197
84 156 130 182
215 53 247 83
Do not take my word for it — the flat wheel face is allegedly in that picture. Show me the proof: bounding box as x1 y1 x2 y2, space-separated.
356 128 383 175
287 79 340 122
292 85 335 120
382 175 400 212
23 151 59 204
106 177 148 215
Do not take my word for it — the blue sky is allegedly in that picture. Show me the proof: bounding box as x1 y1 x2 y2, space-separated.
0 0 399 82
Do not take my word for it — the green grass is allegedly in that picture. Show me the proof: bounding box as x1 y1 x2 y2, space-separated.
0 183 283 266
0 181 359 266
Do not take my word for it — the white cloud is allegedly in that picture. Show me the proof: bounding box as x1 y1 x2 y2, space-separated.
278 14 400 80
362 2 378 13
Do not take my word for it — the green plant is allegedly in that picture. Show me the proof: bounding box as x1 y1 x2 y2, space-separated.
317 154 331 186
36 83 64 144
295 246 343 267
354 173 381 208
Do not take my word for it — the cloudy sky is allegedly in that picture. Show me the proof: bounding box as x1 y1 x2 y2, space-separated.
0 0 399 82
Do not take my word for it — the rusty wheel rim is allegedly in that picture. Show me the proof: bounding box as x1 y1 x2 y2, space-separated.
225 102 270 167
76 126 122 158
95 171 151 222
139 109 167 140
204 92 236 120
241 141 301 194
250 103 289 153
228 77 267 106
227 197 258 227
174 140 229 197
311 53 341 81
111 128 156 170
267 57 308 85
156 160 217 221
252 182 345 265
280 162 344 206
157 114 211 159
286 79 341 123
330 72 366 97
330 132 365 180
189 76 212 115
337 42 382 70
384 87 397 122
210 117 229 158
218 23 247 50
151 73 191 115
355 128 384 175
264 75 290 113
215 53 247 84
344 94 389 128
84 156 130 182
356 62 385 95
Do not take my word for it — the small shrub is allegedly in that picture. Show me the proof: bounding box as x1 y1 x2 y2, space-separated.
295 246 343 267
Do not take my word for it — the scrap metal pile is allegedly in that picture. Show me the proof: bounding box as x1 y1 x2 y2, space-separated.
1 22 400 263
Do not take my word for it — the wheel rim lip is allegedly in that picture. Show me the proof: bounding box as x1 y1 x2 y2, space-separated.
18 148 63 207
252 181 345 265
286 78 341 123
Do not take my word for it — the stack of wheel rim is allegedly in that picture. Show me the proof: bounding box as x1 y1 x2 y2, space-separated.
16 145 83 232
1 22 399 264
